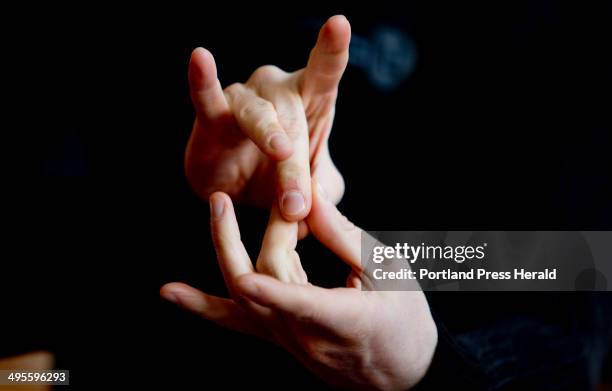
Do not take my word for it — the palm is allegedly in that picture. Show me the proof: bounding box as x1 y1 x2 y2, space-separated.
187 83 339 207
187 118 275 207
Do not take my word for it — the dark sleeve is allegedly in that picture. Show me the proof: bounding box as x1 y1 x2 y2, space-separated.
412 310 489 390
414 293 612 390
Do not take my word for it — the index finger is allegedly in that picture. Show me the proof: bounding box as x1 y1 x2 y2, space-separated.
209 192 254 292
255 81 312 221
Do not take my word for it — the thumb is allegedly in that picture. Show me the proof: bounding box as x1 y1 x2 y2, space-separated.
306 178 363 271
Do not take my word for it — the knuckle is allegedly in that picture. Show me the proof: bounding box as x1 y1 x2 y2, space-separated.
291 291 316 322
255 247 287 266
280 115 305 141
284 126 302 141
252 64 283 81
254 115 278 135
301 340 335 365
237 103 253 120
238 101 258 120
302 340 322 360
233 292 252 309
257 251 306 284
239 99 273 121
278 112 299 133
279 162 305 184
259 99 276 113
256 253 281 275
224 82 243 98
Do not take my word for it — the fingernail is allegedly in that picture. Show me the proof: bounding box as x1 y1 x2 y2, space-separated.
210 195 224 218
281 191 306 215
316 181 329 201
269 134 290 152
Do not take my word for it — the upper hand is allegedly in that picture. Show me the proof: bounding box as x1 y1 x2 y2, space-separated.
184 15 349 221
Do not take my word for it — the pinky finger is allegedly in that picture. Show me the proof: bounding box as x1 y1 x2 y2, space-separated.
160 282 271 340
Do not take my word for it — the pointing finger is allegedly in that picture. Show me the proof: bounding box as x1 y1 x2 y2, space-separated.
224 83 293 160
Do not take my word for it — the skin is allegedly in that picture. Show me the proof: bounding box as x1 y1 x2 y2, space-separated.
163 15 438 390
185 15 348 222
161 183 438 390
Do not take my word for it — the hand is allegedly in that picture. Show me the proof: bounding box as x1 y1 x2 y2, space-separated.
185 15 349 221
161 183 438 390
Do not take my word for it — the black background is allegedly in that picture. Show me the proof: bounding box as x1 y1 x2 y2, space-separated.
3 1 612 389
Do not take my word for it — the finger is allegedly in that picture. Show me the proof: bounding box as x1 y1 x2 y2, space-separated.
236 274 330 321
300 15 351 99
275 97 311 220
305 178 364 272
189 48 230 124
224 83 293 160
236 274 363 336
160 282 270 339
346 271 362 289
311 150 345 205
209 193 275 318
256 203 307 284
209 192 254 291
257 83 312 221
297 221 309 240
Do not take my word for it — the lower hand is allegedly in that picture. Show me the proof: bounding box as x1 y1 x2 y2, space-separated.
161 182 438 390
